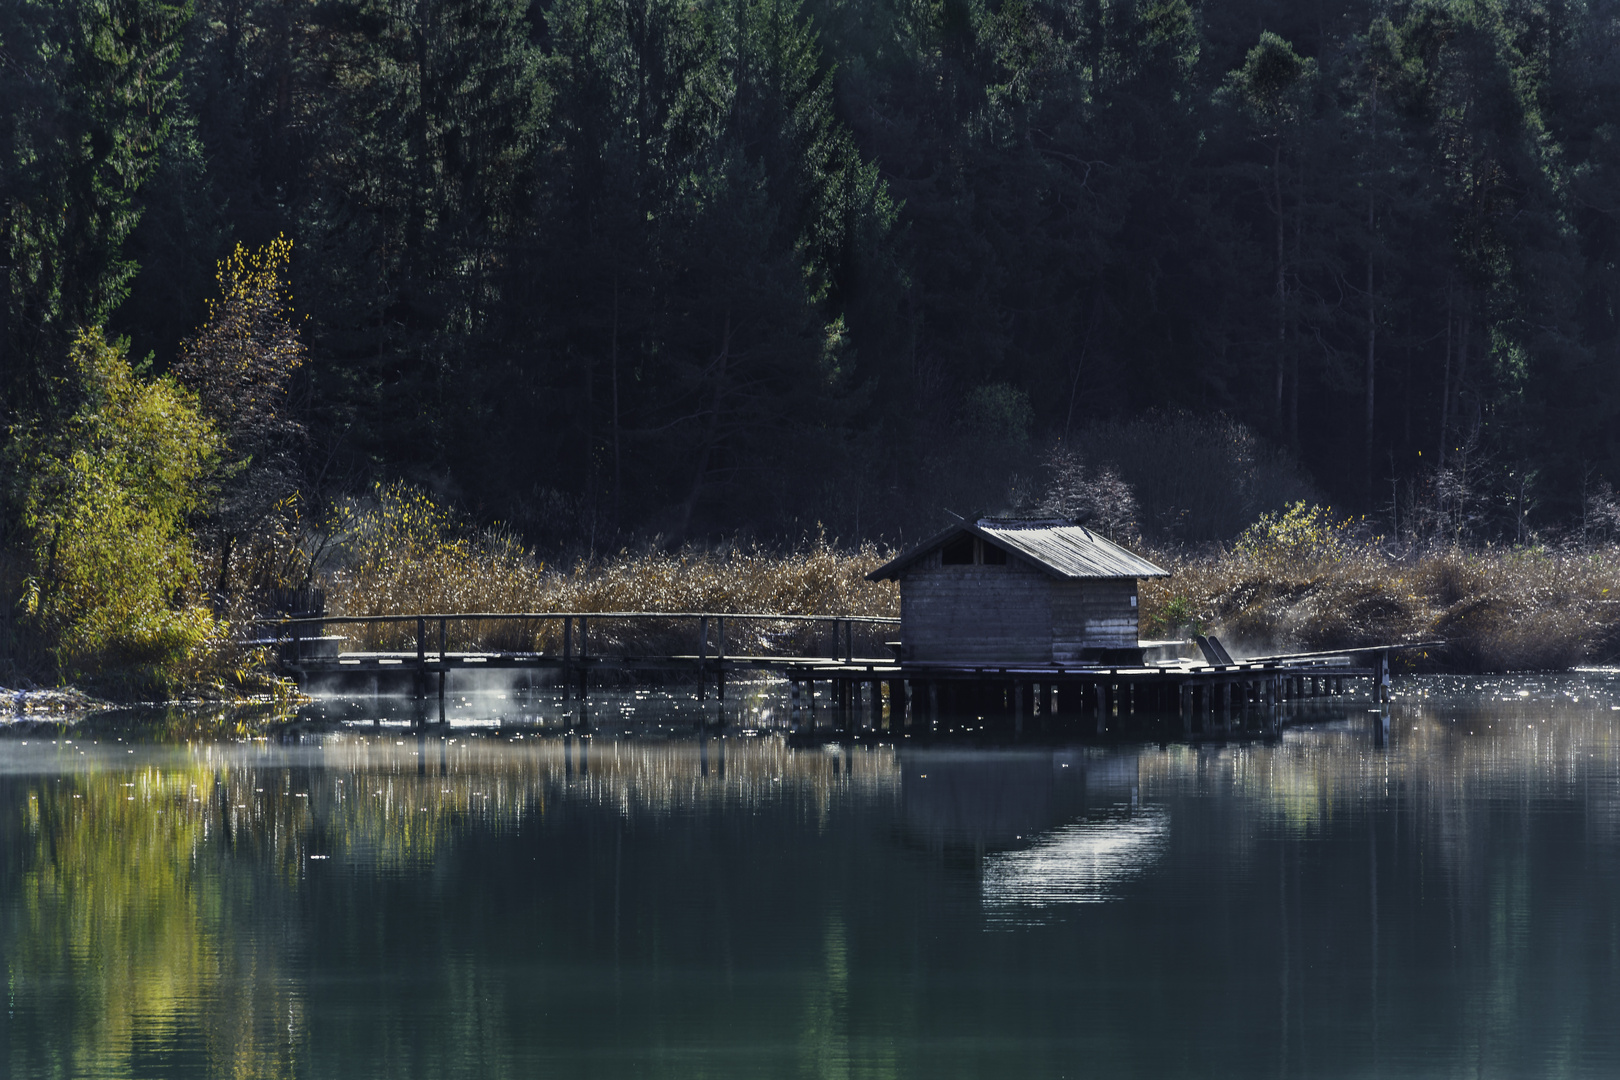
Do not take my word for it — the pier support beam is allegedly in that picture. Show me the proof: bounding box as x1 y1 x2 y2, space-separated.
698 616 709 701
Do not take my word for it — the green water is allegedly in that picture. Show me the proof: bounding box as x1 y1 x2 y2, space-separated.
5 675 1620 1078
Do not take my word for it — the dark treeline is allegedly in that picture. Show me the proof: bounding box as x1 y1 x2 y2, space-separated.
5 0 1620 548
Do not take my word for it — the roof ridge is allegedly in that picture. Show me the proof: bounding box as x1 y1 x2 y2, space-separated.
975 516 1085 529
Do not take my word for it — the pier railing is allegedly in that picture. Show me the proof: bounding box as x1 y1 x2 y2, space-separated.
259 610 903 664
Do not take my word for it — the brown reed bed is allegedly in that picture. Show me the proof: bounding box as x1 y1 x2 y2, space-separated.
310 492 1620 673
315 488 899 656
1140 507 1620 672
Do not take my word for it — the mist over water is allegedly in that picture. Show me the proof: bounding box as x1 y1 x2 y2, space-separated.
6 674 1620 1078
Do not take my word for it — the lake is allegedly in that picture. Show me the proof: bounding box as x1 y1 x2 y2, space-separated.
4 673 1620 1078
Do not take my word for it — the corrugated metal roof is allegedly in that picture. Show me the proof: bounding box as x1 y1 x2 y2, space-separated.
868 518 1169 581
978 520 1169 579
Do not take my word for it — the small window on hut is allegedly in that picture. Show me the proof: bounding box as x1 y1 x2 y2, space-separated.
981 542 1007 565
941 535 975 565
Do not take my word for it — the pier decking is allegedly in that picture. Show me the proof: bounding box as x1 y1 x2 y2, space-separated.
266 611 1423 737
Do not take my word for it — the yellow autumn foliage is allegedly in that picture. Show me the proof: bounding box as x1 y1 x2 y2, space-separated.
14 329 221 693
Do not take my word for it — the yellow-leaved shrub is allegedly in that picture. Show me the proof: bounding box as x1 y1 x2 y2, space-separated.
14 329 222 694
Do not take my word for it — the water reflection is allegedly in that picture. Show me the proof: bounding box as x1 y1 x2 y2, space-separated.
5 677 1620 1077
982 807 1169 912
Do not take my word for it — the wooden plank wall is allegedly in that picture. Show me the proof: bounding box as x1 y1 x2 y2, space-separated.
900 563 1140 662
901 561 1053 662
1051 579 1138 659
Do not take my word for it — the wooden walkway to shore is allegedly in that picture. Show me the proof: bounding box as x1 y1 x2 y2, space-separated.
267 611 901 701
265 612 1424 737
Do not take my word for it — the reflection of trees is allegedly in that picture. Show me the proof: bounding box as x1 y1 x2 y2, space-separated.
0 733 906 1077
4 762 301 1078
1128 702 1620 1077
9 708 1620 1077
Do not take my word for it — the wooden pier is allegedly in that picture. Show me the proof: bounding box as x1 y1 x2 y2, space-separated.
267 611 902 704
783 650 1392 739
265 611 1421 738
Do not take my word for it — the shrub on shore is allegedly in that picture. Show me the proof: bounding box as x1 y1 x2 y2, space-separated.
8 330 223 697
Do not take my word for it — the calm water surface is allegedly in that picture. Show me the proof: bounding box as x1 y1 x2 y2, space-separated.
6 673 1620 1078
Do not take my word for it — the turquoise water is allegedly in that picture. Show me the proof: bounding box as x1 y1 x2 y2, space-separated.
5 674 1620 1078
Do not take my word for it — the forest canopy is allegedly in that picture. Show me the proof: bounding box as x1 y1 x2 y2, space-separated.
4 0 1620 550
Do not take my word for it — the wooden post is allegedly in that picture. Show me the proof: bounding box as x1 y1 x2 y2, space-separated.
1222 681 1232 731
578 616 589 705
562 617 572 702
928 681 939 727
1180 683 1192 734
1378 650 1391 703
844 620 854 663
870 679 882 729
807 679 817 731
828 620 839 662
1094 683 1106 735
698 616 709 701
716 617 726 702
416 616 426 700
1014 682 1025 735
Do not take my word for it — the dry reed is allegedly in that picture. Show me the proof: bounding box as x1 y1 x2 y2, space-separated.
1141 506 1620 671
316 487 898 655
312 490 1620 673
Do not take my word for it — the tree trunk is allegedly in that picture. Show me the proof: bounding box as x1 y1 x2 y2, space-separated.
1364 75 1378 497
611 277 622 529
1273 143 1286 428
677 314 732 539
1452 310 1472 458
1438 289 1452 466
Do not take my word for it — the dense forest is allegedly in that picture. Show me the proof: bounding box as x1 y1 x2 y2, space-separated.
4 0 1619 551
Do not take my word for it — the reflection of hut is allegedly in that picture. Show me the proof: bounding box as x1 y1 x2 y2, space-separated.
898 750 1085 849
868 518 1168 664
896 748 1134 849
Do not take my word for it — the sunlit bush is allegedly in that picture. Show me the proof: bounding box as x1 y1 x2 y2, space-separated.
11 329 221 693
1232 502 1372 568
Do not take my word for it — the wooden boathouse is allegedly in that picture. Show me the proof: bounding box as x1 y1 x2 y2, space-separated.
780 517 1402 737
866 517 1169 664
